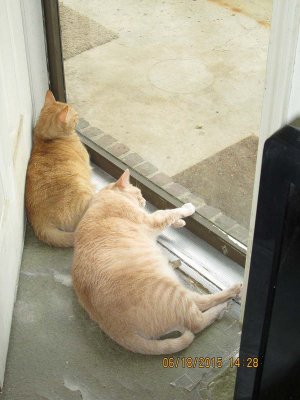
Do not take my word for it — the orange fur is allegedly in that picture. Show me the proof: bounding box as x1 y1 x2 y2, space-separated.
72 170 242 355
25 90 94 247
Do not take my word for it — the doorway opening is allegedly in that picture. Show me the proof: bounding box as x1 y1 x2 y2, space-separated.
56 0 272 265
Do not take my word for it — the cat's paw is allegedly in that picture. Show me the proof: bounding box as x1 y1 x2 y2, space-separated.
172 219 186 228
216 302 229 320
180 203 196 217
229 283 243 300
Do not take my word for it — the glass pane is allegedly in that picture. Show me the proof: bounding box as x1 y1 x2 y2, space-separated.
59 0 272 248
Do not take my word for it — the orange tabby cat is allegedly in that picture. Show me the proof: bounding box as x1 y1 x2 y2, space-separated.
72 169 242 355
25 90 94 247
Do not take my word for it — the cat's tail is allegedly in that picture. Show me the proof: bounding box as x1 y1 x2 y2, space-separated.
36 226 74 247
121 330 195 355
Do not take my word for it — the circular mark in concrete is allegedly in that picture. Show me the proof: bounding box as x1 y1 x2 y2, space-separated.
149 59 213 94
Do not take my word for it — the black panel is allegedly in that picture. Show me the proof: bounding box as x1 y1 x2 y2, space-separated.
259 184 300 400
234 125 300 399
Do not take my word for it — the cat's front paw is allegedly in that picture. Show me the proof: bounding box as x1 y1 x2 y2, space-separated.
172 219 186 228
180 203 196 217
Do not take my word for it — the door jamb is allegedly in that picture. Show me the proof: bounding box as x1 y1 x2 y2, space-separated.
242 0 300 318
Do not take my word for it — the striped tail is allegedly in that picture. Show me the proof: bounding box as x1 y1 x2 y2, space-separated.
120 330 194 355
36 226 74 247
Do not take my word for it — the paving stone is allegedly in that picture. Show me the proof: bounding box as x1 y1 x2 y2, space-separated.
108 143 130 157
82 126 103 138
180 192 206 207
150 172 172 187
76 118 89 130
196 204 221 220
213 214 238 231
93 134 117 148
228 224 249 242
121 153 144 167
165 182 189 198
135 162 158 176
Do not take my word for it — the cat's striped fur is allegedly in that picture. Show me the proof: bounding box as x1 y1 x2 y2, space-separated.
25 90 94 247
72 170 242 354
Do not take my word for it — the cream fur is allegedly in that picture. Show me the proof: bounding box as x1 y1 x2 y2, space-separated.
72 170 242 355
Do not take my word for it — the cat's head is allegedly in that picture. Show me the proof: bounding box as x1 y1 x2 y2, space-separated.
35 90 78 139
107 169 146 208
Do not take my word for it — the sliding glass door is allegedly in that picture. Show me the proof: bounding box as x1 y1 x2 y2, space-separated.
42 0 272 266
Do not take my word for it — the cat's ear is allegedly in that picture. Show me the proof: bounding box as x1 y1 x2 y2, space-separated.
58 105 70 124
115 169 130 189
45 90 56 105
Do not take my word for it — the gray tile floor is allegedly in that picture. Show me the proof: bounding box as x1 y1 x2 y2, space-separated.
1 225 241 400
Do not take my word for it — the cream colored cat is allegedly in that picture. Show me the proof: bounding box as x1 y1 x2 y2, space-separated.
25 90 94 247
72 169 242 355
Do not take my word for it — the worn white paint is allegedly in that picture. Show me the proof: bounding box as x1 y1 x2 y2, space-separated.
0 0 48 387
242 0 300 318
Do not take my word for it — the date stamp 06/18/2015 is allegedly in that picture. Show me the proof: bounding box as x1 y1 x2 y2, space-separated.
161 356 259 369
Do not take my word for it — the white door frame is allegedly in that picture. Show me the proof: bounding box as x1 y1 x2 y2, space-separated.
242 0 300 317
0 0 48 387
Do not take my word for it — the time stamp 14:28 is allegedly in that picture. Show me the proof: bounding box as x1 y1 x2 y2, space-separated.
161 357 259 369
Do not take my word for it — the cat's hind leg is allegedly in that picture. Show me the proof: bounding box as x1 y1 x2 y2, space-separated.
188 302 229 334
190 284 243 311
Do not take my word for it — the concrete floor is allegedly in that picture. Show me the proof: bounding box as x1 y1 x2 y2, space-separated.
62 0 271 176
0 167 243 399
1 225 242 399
